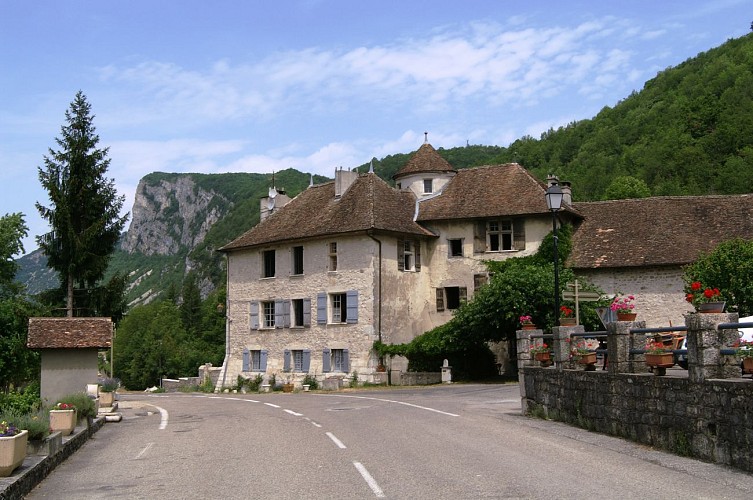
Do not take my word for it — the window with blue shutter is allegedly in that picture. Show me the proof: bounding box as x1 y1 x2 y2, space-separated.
260 350 268 371
242 348 250 371
342 348 350 372
303 298 311 327
283 349 291 372
275 300 284 328
346 290 358 323
316 293 327 324
322 347 331 372
302 349 311 372
250 301 259 330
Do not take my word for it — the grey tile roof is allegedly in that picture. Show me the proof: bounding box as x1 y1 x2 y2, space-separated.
221 173 435 251
569 194 753 268
393 143 455 179
27 317 113 349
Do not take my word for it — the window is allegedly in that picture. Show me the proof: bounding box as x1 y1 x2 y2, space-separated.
262 250 276 277
423 178 433 194
283 349 311 372
474 274 488 291
436 287 467 311
323 347 349 372
448 238 463 257
242 349 267 372
487 221 513 251
291 298 311 327
291 246 304 275
262 301 275 328
316 291 358 324
397 238 421 272
329 242 338 271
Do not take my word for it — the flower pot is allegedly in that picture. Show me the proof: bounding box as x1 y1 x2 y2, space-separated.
742 357 753 375
534 352 551 363
282 383 294 393
559 318 577 326
697 302 725 313
49 409 76 436
302 384 310 392
0 429 28 477
578 352 597 365
617 312 637 321
645 352 674 369
99 391 115 407
522 324 537 330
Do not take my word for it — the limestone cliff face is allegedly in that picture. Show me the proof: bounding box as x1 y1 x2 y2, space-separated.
122 175 229 256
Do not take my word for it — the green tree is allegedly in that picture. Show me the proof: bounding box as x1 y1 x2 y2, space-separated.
180 272 202 335
682 238 753 316
35 91 129 317
0 213 28 297
603 176 652 200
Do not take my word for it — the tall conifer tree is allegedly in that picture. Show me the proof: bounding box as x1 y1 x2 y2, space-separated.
36 91 129 317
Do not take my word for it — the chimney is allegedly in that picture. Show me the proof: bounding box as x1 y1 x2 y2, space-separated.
546 174 559 188
560 181 572 206
335 167 358 198
260 187 291 221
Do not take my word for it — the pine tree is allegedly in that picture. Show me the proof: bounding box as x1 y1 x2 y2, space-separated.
36 91 129 317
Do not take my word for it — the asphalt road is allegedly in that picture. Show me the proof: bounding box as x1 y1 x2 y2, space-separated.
26 383 753 499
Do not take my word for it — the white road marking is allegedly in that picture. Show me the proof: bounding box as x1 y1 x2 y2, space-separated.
326 432 347 449
354 462 385 498
134 442 154 460
316 394 459 417
143 403 169 429
284 409 303 416
264 402 280 408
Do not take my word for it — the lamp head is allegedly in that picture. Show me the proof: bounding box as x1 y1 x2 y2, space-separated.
545 184 564 212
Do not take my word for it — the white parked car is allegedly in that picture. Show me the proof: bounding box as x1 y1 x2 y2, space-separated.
677 315 753 369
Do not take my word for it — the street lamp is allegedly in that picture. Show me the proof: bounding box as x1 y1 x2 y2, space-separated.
545 184 564 326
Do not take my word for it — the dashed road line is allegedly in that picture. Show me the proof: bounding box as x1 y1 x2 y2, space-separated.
326 432 347 449
354 462 385 498
264 402 281 408
316 394 459 417
284 409 303 416
134 442 154 460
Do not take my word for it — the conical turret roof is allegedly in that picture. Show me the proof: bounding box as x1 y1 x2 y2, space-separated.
392 142 455 180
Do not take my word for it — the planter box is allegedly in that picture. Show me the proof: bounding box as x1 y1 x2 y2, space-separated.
578 352 597 365
645 352 674 368
49 409 76 436
99 391 115 407
0 429 28 477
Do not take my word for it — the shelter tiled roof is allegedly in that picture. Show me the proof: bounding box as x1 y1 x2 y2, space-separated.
221 173 434 251
569 194 753 268
27 317 113 349
393 143 455 180
417 163 580 221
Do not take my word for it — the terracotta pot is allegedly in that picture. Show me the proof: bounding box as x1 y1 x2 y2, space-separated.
534 352 551 362
617 312 637 321
559 318 577 326
0 429 28 477
49 409 76 436
697 302 725 313
282 383 294 393
578 352 597 365
522 324 537 330
742 357 753 374
645 352 674 368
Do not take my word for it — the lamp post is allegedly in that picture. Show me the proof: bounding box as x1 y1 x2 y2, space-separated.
545 184 564 326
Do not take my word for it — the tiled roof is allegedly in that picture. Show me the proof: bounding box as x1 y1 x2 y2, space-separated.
569 194 753 268
27 317 113 349
221 173 435 251
417 163 581 221
393 143 455 179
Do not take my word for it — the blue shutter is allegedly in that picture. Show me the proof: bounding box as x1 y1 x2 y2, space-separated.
317 293 327 324
346 290 358 324
275 300 284 328
242 348 250 372
282 300 291 327
302 349 311 372
283 349 291 372
260 350 268 371
397 239 405 271
343 349 350 372
250 302 259 330
415 241 421 271
322 348 331 372
303 298 311 327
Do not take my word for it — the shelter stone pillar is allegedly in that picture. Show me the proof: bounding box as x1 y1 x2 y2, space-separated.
607 319 647 374
686 312 739 382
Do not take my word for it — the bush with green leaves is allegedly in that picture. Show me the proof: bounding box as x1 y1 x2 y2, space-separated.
301 373 318 390
0 381 41 414
0 408 49 441
54 392 96 421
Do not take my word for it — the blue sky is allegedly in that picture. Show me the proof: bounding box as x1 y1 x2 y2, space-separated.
1 1 751 255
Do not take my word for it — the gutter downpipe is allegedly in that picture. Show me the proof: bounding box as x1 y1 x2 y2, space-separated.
366 231 382 343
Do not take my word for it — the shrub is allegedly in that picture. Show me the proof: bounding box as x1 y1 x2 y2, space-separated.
0 381 42 414
238 374 264 392
54 392 96 421
6 409 49 441
98 377 120 393
301 373 318 390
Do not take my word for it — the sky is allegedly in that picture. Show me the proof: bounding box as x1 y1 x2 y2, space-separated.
1 1 751 256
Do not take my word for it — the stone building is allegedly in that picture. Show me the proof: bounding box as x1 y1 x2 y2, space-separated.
216 141 580 387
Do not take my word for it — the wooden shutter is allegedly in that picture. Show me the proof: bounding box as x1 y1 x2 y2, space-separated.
460 287 468 304
322 348 331 372
260 350 268 371
473 221 487 253
242 348 250 372
303 298 311 327
397 238 405 271
415 241 421 271
342 349 350 372
275 300 284 328
302 349 311 372
282 300 291 327
436 288 445 312
513 218 526 250
283 349 291 372
346 290 358 324
250 301 259 330
316 293 327 324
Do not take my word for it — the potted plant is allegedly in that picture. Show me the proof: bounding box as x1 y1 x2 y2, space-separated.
559 305 576 326
735 339 753 374
611 294 637 321
530 343 551 364
519 315 536 330
684 280 725 313
644 339 674 374
568 337 599 366
49 402 77 436
282 376 294 393
0 420 28 477
99 377 119 407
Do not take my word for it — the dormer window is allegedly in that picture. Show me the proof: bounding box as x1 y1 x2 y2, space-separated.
487 221 513 251
423 179 433 194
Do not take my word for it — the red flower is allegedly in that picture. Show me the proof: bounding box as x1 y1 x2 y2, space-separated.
686 293 694 303
691 281 702 291
703 288 714 298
